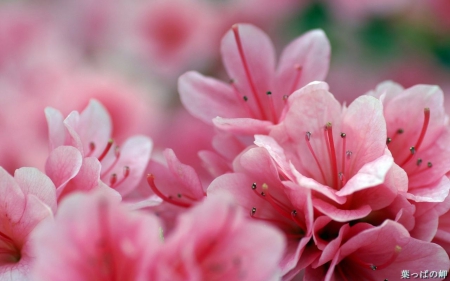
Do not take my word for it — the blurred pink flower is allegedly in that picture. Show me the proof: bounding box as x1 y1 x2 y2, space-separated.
32 189 162 281
147 191 286 281
45 99 153 197
0 167 56 280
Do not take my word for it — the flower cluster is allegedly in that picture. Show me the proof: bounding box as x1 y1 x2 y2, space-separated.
0 22 450 281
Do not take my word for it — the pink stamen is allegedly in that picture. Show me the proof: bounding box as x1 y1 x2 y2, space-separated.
325 123 339 189
266 91 278 123
109 174 117 186
86 142 96 157
232 24 267 120
147 174 191 208
110 166 130 188
98 139 114 162
100 146 121 177
305 132 327 184
400 108 430 166
289 64 303 94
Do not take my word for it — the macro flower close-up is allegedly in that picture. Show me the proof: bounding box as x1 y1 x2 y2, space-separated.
1 0 450 280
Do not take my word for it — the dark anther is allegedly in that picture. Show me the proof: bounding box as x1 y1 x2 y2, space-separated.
410 146 416 155
283 95 288 100
428 162 433 168
243 96 248 101
386 137 392 144
417 158 422 166
252 183 257 190
260 192 266 196
397 128 404 134
305 131 311 141
340 133 346 138
266 91 272 95
177 194 182 198
291 210 297 216
251 207 256 216
370 265 377 271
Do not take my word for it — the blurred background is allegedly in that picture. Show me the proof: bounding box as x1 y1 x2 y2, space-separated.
1 0 449 179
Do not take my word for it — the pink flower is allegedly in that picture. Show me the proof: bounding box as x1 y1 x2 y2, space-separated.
179 23 330 132
45 99 153 197
0 167 56 280
31 189 162 281
367 81 450 202
267 82 405 222
147 191 286 281
209 147 316 276
305 220 449 280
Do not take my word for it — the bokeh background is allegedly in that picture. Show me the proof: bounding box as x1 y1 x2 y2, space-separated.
1 0 449 180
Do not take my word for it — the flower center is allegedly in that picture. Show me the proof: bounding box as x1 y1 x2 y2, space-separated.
0 230 20 264
305 123 351 190
250 182 306 239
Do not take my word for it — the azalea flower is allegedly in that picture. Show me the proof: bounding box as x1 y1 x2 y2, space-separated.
31 189 162 281
0 167 56 280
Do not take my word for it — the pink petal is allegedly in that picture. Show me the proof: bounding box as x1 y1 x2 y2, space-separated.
164 149 204 199
179 71 247 124
221 24 276 121
0 167 26 223
45 107 66 150
254 135 293 181
213 117 272 135
45 146 83 190
407 175 450 202
14 167 57 213
198 150 231 178
77 99 112 158
313 198 372 222
276 29 330 96
106 136 153 196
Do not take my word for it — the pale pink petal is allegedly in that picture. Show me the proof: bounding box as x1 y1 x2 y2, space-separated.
45 146 82 190
63 111 84 153
254 135 293 180
77 99 112 158
105 136 153 196
0 168 26 223
221 24 276 121
407 175 450 202
276 29 330 96
179 71 247 124
44 107 66 150
213 117 272 135
198 150 231 178
14 167 57 213
336 153 393 196
164 149 204 199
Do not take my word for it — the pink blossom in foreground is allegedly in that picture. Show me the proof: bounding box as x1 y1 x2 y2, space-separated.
31 190 162 281
209 147 316 277
367 81 450 202
0 167 56 280
179 23 330 132
147 191 286 281
305 220 449 280
45 99 153 197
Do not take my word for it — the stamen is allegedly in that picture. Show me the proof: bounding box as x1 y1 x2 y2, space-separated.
289 64 303 94
86 142 96 157
416 158 422 166
100 146 121 177
109 174 117 186
251 207 256 216
400 108 431 166
325 123 339 189
386 138 392 145
252 183 257 190
110 166 130 188
98 139 113 162
428 162 432 168
231 24 266 120
283 95 289 102
266 91 278 123
147 174 191 208
346 151 352 159
243 96 248 101
341 133 347 179
305 131 327 183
